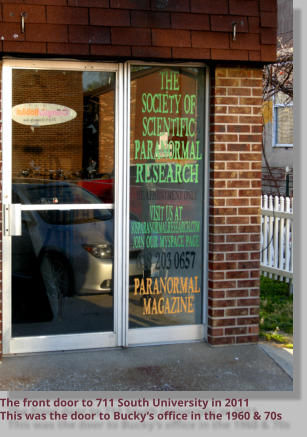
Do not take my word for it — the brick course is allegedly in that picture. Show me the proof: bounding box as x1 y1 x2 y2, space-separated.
0 0 277 62
47 6 89 25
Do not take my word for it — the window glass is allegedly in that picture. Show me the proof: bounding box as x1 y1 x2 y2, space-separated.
274 92 293 146
12 69 115 204
11 68 117 337
129 66 205 328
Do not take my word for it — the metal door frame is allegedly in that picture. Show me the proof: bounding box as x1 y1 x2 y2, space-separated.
124 62 209 346
1 59 209 354
1 59 125 354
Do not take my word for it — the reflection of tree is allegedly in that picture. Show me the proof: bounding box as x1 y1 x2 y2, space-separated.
263 38 293 101
262 38 293 195
82 72 112 93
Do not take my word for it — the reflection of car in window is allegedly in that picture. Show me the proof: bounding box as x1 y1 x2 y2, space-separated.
12 182 142 320
77 175 114 204
129 164 201 219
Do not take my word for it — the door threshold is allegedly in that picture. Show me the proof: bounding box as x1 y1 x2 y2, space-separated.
2 345 124 359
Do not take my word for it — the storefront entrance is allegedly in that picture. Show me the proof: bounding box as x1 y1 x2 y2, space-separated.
2 60 208 354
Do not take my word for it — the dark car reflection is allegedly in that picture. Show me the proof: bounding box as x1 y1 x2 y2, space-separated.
12 182 142 319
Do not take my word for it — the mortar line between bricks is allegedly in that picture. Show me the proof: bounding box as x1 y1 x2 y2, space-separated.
213 122 264 125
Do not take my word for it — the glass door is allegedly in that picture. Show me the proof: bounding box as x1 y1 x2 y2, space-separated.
2 61 208 354
2 61 128 354
127 64 208 345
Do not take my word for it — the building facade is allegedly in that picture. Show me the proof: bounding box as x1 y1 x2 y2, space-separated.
0 0 277 355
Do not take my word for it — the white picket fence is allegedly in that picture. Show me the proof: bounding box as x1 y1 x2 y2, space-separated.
261 194 293 284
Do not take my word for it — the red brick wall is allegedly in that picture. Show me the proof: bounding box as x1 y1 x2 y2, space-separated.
208 65 262 345
130 68 198 167
0 0 277 62
12 70 84 180
0 64 2 355
99 89 115 174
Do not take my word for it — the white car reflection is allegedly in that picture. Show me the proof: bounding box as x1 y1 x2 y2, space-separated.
12 182 142 319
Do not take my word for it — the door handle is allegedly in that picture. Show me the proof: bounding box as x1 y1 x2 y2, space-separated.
3 204 22 236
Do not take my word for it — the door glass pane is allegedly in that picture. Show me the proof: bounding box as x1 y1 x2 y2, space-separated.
129 66 205 328
12 207 114 337
11 68 116 336
12 69 115 204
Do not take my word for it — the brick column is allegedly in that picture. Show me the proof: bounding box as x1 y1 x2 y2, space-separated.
0 64 2 357
208 65 263 345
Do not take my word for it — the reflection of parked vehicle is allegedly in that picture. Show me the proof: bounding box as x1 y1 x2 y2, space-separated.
12 182 142 319
129 164 201 218
77 176 114 204
78 165 200 218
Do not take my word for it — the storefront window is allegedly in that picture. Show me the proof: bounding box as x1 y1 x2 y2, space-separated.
129 66 205 328
3 61 208 353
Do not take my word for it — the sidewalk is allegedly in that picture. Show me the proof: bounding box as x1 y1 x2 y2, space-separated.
0 341 293 391
259 342 293 379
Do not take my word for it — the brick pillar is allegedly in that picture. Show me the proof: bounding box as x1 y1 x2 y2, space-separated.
0 63 2 357
208 65 263 345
